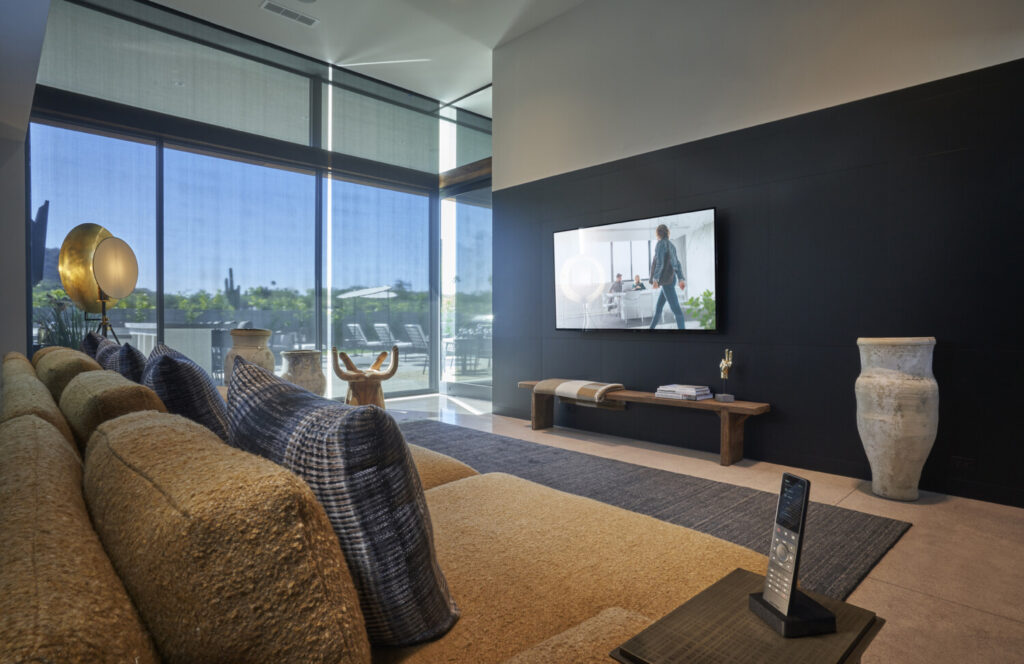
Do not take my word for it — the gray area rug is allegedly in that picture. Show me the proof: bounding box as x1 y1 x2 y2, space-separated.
399 419 911 600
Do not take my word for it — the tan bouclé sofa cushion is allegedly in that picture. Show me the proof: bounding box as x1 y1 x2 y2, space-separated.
2 351 37 382
35 347 102 403
84 411 371 664
31 344 65 367
0 415 159 664
500 607 652 664
1 373 76 448
408 443 479 490
60 369 166 453
375 473 768 664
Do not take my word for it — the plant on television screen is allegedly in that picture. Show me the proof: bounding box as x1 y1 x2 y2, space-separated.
684 290 716 329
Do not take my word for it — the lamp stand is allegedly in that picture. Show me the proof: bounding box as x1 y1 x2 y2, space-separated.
96 289 120 343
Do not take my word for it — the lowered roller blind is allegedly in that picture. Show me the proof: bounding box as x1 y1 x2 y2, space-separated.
37 0 311 146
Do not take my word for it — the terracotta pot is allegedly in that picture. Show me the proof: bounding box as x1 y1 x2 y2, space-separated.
282 350 326 396
855 337 939 501
224 328 274 385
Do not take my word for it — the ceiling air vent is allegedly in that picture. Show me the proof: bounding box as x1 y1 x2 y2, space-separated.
261 1 319 27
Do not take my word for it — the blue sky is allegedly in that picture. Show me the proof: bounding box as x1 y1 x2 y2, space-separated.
31 123 434 295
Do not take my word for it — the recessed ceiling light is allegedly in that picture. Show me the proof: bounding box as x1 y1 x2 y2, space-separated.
338 58 431 67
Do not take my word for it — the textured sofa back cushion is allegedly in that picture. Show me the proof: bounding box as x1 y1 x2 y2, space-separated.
60 370 167 453
228 360 459 647
2 351 37 382
0 415 159 664
31 344 65 367
1 373 76 449
84 411 371 664
142 344 230 440
94 338 147 382
35 347 103 403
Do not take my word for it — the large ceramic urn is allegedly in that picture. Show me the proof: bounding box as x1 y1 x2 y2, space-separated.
855 337 939 501
282 349 326 396
224 328 275 385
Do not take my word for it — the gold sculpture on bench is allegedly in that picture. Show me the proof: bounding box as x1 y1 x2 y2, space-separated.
331 345 399 408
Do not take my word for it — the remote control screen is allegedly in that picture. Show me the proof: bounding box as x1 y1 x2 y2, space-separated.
776 475 807 532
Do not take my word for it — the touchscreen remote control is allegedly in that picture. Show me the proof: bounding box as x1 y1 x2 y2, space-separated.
762 473 810 615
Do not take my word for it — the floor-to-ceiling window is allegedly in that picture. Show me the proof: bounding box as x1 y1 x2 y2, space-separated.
440 187 492 399
163 148 316 381
27 0 490 400
325 177 431 395
28 122 156 347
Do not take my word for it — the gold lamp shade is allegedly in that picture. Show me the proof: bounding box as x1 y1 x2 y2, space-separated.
58 223 113 314
93 236 138 299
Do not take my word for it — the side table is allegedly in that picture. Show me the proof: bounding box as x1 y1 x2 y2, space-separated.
611 568 881 664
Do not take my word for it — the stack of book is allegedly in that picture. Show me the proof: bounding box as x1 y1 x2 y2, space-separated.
655 384 713 400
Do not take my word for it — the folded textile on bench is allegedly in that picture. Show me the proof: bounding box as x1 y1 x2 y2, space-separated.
533 379 624 405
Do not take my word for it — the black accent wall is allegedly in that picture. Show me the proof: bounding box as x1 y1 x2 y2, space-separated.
493 58 1024 508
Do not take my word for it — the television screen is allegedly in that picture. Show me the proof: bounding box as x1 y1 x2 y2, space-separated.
553 208 716 331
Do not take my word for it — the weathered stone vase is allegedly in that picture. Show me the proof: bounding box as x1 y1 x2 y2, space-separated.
282 350 326 396
224 328 274 385
855 337 939 501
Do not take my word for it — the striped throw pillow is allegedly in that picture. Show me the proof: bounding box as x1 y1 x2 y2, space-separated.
141 345 229 441
94 339 146 383
227 358 459 646
80 331 104 358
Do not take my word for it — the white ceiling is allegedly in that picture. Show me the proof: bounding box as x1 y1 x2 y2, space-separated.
150 0 586 118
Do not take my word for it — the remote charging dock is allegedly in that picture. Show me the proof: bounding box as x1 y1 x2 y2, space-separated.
749 590 837 638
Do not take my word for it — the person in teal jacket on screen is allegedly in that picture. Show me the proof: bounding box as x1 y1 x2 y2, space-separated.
649 223 686 329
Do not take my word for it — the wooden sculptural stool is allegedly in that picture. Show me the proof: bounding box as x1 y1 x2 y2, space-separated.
331 345 399 408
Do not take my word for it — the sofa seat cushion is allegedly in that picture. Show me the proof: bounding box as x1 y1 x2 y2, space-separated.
94 338 147 382
142 344 230 440
0 415 159 664
84 411 371 664
2 351 37 382
408 443 478 490
374 473 768 664
35 347 103 403
59 370 166 453
500 607 651 664
228 360 459 647
1 373 76 449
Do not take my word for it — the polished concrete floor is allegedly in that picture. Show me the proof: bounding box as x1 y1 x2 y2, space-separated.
393 395 1024 664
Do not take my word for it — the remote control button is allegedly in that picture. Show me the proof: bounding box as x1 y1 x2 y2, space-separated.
775 543 790 562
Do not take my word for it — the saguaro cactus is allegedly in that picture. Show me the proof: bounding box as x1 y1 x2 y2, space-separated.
224 267 241 309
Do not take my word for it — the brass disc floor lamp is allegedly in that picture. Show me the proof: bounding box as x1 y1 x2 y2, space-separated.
58 224 138 343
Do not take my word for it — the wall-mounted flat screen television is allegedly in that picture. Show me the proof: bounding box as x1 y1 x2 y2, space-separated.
554 208 716 331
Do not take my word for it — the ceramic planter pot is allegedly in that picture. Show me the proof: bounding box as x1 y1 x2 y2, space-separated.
282 349 326 396
855 337 939 501
224 328 274 385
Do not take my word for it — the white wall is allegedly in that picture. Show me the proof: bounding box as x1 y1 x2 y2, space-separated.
0 1 51 356
493 0 1024 190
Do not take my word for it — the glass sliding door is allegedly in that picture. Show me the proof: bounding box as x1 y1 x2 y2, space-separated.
325 176 431 396
440 186 492 400
163 147 316 382
28 122 156 349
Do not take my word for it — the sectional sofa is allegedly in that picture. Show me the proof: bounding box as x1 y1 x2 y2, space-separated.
0 346 767 663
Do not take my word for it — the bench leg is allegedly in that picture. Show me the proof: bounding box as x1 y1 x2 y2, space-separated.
719 412 750 465
531 392 555 430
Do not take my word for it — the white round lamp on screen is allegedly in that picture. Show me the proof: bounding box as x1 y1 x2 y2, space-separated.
92 236 138 342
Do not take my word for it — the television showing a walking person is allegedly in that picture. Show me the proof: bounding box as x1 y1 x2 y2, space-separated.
553 208 717 331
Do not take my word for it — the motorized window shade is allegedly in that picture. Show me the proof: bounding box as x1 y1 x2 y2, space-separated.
37 0 310 145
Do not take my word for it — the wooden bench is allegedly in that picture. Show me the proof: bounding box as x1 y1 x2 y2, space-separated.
518 380 771 466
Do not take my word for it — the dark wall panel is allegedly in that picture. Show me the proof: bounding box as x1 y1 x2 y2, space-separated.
493 58 1024 507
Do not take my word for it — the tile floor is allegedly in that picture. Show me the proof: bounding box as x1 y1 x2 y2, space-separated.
393 395 1024 664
